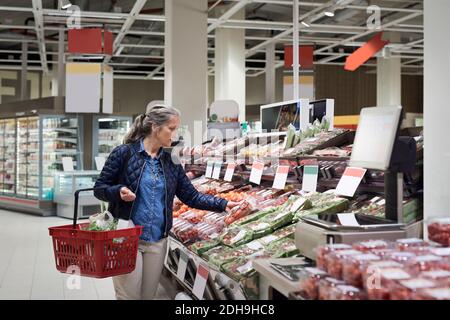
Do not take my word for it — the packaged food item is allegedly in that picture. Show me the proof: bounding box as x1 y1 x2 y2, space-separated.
329 285 367 300
244 220 272 238
266 238 299 258
189 239 220 256
315 243 352 271
231 205 281 227
407 255 447 273
419 270 450 286
413 287 450 300
386 251 417 264
260 208 294 231
224 200 254 225
390 277 438 300
427 218 450 246
366 267 412 300
293 197 349 222
371 248 396 258
220 227 253 247
352 240 390 252
342 253 381 288
325 249 361 279
361 260 403 291
318 277 346 300
429 247 450 262
298 267 328 300
171 219 198 244
396 238 429 251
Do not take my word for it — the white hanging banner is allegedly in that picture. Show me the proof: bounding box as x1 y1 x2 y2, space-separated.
249 160 264 185
192 263 209 300
335 167 367 197
224 163 236 182
212 161 222 180
66 63 101 113
272 165 289 190
102 64 113 114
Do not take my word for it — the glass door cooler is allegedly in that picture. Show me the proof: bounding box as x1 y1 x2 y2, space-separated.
0 119 16 197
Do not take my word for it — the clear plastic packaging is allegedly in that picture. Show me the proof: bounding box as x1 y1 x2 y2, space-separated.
386 251 417 264
390 277 438 300
427 218 450 246
419 270 450 286
362 260 403 292
406 255 446 273
413 287 450 300
371 248 396 258
352 240 390 252
315 243 352 271
325 249 361 279
342 253 381 288
329 285 367 300
366 267 412 300
298 267 328 300
429 247 450 262
318 277 345 300
396 238 429 251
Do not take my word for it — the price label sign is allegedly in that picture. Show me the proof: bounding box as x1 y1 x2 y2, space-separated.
212 161 222 180
205 161 214 178
192 263 209 300
272 165 289 190
335 167 367 197
249 161 264 185
224 163 236 182
302 165 319 192
176 249 189 281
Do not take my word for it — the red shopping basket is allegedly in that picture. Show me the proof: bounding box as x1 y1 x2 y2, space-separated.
49 188 143 278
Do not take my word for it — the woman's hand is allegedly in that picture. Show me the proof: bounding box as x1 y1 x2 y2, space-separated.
120 187 136 202
225 201 240 213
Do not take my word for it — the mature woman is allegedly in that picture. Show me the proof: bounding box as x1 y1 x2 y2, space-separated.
94 105 238 300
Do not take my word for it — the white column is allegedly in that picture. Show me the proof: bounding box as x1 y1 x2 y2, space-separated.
265 43 276 104
424 0 450 227
214 7 246 122
377 52 401 106
165 0 208 145
57 29 65 97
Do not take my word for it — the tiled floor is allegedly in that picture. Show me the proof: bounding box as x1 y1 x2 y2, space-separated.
0 209 170 300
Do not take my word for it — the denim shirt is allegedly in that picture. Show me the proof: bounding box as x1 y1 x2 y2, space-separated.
131 140 166 243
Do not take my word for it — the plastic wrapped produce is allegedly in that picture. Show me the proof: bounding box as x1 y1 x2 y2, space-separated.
231 204 282 227
413 287 450 300
390 277 438 300
361 260 403 291
342 253 381 288
224 200 254 225
220 227 254 247
366 267 413 300
406 255 447 273
330 285 367 300
371 248 396 258
386 251 417 264
298 267 328 300
266 238 299 258
318 277 346 300
396 238 429 251
221 255 272 282
427 218 450 246
325 249 361 279
315 243 353 271
419 270 450 286
352 240 390 252
209 246 260 268
189 239 220 256
260 208 294 231
204 246 236 267
244 220 272 239
293 198 349 222
202 212 226 229
429 247 450 262
256 224 296 247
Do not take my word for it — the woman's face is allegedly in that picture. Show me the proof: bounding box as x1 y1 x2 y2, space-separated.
154 116 180 147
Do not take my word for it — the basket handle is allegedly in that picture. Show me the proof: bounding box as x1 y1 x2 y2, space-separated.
73 188 97 229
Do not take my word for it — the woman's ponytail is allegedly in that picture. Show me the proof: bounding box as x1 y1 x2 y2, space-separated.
123 114 150 144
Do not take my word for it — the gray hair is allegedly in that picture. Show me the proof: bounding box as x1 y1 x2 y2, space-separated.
124 105 180 144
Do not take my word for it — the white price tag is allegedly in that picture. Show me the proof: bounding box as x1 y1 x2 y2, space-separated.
212 162 222 180
272 165 289 190
62 157 74 172
246 241 264 251
192 264 209 300
95 156 106 171
176 249 189 281
337 213 360 227
249 161 264 185
205 161 214 178
224 163 236 182
302 165 318 192
335 167 367 197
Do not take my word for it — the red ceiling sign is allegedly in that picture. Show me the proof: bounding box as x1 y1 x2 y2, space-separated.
344 32 389 71
68 28 113 55
284 45 314 70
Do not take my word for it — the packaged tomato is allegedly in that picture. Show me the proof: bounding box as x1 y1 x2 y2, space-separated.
352 240 390 252
362 260 403 291
396 238 428 251
390 277 437 300
406 255 446 273
325 249 361 279
413 287 450 300
315 243 352 271
428 218 450 246
342 253 381 288
386 251 417 264
329 285 367 300
429 247 450 262
366 267 412 300
371 248 396 258
318 277 345 300
298 267 328 300
420 270 450 286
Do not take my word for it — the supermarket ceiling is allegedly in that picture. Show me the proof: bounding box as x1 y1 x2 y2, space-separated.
0 0 423 79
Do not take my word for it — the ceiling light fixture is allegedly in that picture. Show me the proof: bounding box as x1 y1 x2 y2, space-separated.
324 10 335 17
60 0 72 10
301 21 310 27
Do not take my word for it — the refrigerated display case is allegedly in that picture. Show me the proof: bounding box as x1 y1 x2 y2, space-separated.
0 113 83 216
92 116 131 166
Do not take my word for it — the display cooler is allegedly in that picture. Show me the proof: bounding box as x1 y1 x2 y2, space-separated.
92 115 132 166
0 113 83 216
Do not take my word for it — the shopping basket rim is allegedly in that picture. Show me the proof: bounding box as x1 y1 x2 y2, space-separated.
49 223 143 240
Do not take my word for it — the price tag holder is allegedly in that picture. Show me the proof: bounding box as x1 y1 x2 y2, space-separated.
337 213 360 227
192 263 210 300
249 160 264 185
212 161 222 180
205 161 214 178
176 249 189 281
272 165 289 190
62 157 74 172
224 163 236 182
94 157 106 171
335 167 367 197
302 165 319 192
